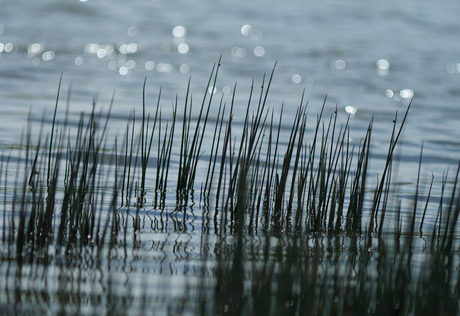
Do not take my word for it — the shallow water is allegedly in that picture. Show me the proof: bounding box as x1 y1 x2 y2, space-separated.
1 0 460 314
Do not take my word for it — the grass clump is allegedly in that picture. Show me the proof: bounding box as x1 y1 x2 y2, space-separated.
0 60 460 315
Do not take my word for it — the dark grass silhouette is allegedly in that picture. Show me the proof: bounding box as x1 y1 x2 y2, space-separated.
1 60 459 315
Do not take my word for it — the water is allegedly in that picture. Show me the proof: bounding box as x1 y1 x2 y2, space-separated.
1 0 459 173
1 0 460 314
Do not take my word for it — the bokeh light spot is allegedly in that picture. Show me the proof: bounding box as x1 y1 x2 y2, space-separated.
97 49 107 58
42 51 55 61
108 61 117 70
446 63 455 73
400 89 413 99
331 60 346 70
127 26 138 37
178 43 189 54
385 89 394 98
5 43 14 53
75 56 84 66
223 86 231 94
231 47 246 58
208 86 217 94
292 74 302 84
345 106 357 116
376 59 390 70
180 64 190 74
254 46 265 57
305 77 314 86
145 61 155 70
156 63 173 73
173 26 186 38
126 60 135 69
241 25 252 36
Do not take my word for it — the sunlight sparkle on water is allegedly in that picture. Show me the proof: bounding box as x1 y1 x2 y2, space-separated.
400 89 413 99
376 59 390 76
376 59 390 70
42 51 55 61
126 60 135 69
180 64 190 74
173 26 186 38
241 25 252 36
223 86 231 94
254 46 265 57
27 43 45 58
97 49 107 58
231 47 246 58
445 63 456 73
178 43 189 54
0 43 14 54
145 61 155 70
156 63 173 73
345 105 357 116
119 67 129 76
108 61 117 70
4 43 13 53
331 60 346 70
208 86 217 94
127 26 139 37
292 74 302 84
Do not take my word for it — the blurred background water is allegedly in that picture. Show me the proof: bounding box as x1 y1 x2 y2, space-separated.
1 0 460 173
1 0 460 313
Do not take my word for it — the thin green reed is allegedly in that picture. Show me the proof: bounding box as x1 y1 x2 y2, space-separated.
177 57 222 201
371 101 412 218
140 78 161 201
285 96 308 223
121 112 136 207
154 100 176 206
203 94 226 202
272 104 305 229
47 72 63 186
188 56 223 191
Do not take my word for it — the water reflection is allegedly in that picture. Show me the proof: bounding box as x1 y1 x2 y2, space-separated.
241 24 252 36
127 26 139 37
330 59 346 70
345 105 357 116
231 47 246 58
172 26 187 38
179 64 190 74
254 46 264 57
75 56 84 66
385 88 414 105
376 59 389 76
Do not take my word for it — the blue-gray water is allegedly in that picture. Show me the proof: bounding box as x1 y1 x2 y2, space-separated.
1 0 460 314
1 0 459 176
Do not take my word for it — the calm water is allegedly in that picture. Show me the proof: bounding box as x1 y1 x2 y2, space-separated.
1 0 460 314
1 0 459 176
